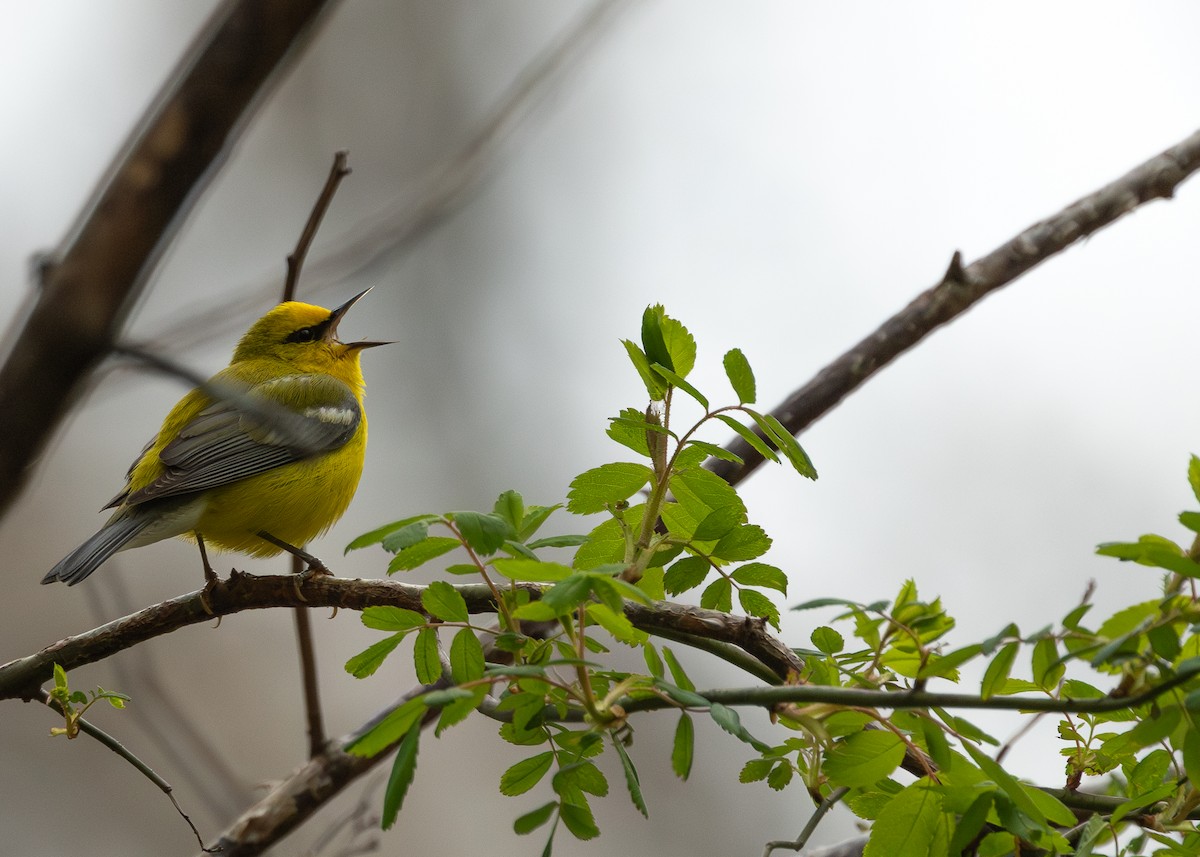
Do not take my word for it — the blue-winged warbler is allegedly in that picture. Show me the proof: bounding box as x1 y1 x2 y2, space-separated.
42 289 387 586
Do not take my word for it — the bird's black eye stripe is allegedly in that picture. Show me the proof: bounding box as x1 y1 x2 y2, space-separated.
285 319 330 344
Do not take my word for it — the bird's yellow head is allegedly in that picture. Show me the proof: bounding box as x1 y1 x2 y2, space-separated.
231 289 388 390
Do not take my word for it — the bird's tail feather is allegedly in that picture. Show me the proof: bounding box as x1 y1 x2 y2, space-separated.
42 515 153 586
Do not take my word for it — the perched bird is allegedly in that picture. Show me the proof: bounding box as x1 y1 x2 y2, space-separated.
42 289 388 586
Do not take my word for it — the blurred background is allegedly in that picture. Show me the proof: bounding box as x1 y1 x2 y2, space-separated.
3 2 1200 854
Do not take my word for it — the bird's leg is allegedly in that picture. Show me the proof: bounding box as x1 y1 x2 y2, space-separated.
257 531 332 576
196 534 218 617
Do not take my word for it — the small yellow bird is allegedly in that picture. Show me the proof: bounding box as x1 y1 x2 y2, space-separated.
42 289 388 586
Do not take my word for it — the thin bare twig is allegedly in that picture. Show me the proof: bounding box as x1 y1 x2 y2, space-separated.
0 0 338 520
39 688 212 851
711 127 1200 487
763 786 849 857
283 151 354 758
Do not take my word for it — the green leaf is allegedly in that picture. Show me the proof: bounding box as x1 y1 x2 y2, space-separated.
493 490 524 531
541 573 596 614
559 798 600 841
643 643 664 678
739 588 781 630
1096 535 1200 578
623 339 667 401
1190 454 1200 504
740 758 773 783
519 504 561 541
731 562 787 594
981 642 1019 699
449 629 485 683
662 647 695 691
767 761 793 791
361 606 426 632
651 363 709 410
708 702 770 753
553 761 609 798
501 751 555 797
700 577 733 612
918 643 983 681
712 525 771 562
824 731 906 788
567 463 654 514
452 511 513 555
412 627 442 684
811 626 845 655
574 507 642 570
345 514 438 553
671 713 694 779
586 602 648 645
715 414 780 465
345 634 404 679
380 723 421 830
607 408 653 457
947 791 994 856
526 534 589 550
659 311 696 377
1031 637 1064 690
692 505 744 541
388 536 460 573
345 697 426 757
421 580 469 623
492 558 573 582
664 556 710 595
961 743 1047 826
612 738 648 817
682 440 743 466
381 521 431 553
748 410 818 479
513 801 557 835
641 305 674 371
861 781 952 857
723 348 756 404
670 466 747 522
654 679 709 708
1179 511 1200 533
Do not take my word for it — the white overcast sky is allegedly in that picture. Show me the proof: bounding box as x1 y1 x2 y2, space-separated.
2 3 1200 855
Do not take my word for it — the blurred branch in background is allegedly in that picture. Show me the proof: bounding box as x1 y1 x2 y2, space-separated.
133 0 637 357
0 0 338 519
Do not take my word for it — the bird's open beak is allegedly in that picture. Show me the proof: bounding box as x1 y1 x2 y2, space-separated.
325 287 393 349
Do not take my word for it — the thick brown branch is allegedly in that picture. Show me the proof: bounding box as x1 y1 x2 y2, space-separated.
0 0 337 519
711 126 1200 486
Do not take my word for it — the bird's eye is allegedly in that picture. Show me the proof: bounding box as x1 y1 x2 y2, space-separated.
287 327 317 343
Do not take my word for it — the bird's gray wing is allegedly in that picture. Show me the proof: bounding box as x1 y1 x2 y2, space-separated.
120 373 361 507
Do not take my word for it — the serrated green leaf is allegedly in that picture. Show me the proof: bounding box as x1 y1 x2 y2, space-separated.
651 363 708 410
982 642 1019 699
654 678 709 708
664 556 710 595
700 577 733 612
662 647 694 691
494 490 524 531
540 573 596 614
492 558 573 582
961 743 1047 826
861 781 951 857
1190 455 1200 504
362 606 426 632
692 505 744 541
346 514 439 553
381 521 432 553
738 588 780 630
449 629 485 683
1096 535 1200 577
526 534 589 550
918 643 983 681
767 761 793 791
607 408 653 457
643 643 664 678
553 761 609 798
671 466 747 521
811 626 844 655
947 791 993 856
421 580 469 623
345 697 426 757
572 509 635 570
641 305 673 371
380 723 421 830
1031 637 1064 690
672 713 694 779
723 348 756 404
712 524 771 562
740 758 773 783
623 339 667 401
715 413 779 465
612 738 648 817
388 536 460 573
567 463 654 515
413 627 442 684
824 731 906 788
659 311 695 377
1179 511 1200 533
585 602 647 645
501 751 555 796
730 562 787 594
683 440 743 466
757 412 817 479
513 801 558 835
452 511 513 555
345 634 405 679
708 702 770 752
519 504 561 541
559 798 600 841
